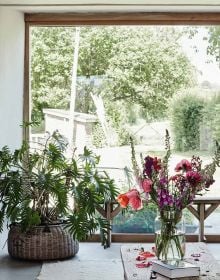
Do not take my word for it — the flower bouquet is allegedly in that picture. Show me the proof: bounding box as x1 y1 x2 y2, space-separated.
117 131 220 261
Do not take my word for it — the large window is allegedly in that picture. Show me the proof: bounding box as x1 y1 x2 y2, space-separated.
26 13 220 240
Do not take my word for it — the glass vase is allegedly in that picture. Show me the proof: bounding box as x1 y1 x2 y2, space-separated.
154 210 186 261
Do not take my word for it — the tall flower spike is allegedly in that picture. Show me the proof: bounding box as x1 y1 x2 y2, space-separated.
140 153 144 167
162 130 171 178
165 129 171 153
130 137 140 179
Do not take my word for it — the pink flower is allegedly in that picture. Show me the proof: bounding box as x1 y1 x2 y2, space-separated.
175 159 192 172
129 196 143 210
141 179 152 193
126 189 143 210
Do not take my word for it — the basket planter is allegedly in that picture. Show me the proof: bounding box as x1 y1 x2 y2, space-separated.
8 223 79 260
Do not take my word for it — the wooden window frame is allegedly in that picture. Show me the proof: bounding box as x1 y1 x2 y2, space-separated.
24 12 220 243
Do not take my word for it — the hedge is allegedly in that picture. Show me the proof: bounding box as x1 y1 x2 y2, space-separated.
170 92 204 151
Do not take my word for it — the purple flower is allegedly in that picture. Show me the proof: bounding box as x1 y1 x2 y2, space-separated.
159 177 168 186
174 198 182 209
143 156 154 178
157 188 174 209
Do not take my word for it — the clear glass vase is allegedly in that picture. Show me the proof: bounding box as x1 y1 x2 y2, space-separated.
154 210 186 261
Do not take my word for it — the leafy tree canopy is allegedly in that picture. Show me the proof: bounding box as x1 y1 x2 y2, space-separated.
31 26 195 122
103 27 195 119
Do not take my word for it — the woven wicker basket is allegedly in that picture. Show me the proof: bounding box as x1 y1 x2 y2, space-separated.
8 224 79 260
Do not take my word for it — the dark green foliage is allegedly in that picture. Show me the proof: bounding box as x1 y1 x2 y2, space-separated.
97 217 111 248
65 148 118 243
170 92 204 151
0 131 118 247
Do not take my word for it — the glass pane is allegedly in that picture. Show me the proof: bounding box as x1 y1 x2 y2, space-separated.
183 209 199 234
112 204 157 234
30 25 220 235
205 206 220 234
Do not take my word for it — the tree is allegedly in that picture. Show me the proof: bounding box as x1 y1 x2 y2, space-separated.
205 26 220 66
31 26 195 124
31 27 119 122
103 27 195 120
31 27 75 121
78 26 119 77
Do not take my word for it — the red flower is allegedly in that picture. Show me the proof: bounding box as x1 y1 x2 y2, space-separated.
141 179 152 193
175 159 192 172
117 189 142 210
117 193 129 208
186 171 202 186
153 157 161 172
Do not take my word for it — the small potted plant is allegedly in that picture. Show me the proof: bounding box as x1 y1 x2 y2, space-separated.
0 130 118 260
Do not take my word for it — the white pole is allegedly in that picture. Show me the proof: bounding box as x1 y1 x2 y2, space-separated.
68 27 80 150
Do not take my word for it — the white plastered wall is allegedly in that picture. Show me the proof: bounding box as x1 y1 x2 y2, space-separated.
0 7 24 149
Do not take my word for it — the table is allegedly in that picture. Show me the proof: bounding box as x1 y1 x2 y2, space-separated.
121 243 220 280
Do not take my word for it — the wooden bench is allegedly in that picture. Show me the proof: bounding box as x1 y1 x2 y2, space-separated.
121 243 220 280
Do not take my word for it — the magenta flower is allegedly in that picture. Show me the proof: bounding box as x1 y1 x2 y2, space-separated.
144 156 161 178
186 171 202 186
159 177 168 186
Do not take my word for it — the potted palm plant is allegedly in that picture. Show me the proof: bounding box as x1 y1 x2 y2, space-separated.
0 130 118 260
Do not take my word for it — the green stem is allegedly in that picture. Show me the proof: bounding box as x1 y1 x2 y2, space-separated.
156 219 185 261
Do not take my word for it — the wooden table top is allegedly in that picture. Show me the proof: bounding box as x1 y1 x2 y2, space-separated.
121 243 220 280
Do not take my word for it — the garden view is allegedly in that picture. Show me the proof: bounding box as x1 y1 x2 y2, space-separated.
30 25 220 235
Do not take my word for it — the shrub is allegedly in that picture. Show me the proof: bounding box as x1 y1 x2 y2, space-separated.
92 123 108 148
170 92 204 151
202 93 220 145
212 104 220 143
